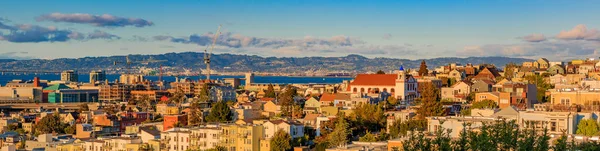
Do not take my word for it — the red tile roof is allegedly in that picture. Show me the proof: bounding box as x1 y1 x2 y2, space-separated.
350 74 397 86
320 93 336 102
260 97 275 102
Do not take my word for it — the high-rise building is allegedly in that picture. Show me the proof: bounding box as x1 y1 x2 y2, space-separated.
89 70 106 84
61 70 78 82
119 74 144 84
245 72 254 85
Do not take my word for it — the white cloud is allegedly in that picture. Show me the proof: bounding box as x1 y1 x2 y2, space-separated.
458 40 600 61
556 24 600 41
520 33 546 42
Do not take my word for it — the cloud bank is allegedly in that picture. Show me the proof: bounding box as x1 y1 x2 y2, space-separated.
152 32 420 56
36 13 153 28
459 24 600 60
555 24 600 41
0 20 119 43
520 33 546 42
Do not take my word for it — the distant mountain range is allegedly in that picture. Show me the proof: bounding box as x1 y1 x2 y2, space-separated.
0 52 533 73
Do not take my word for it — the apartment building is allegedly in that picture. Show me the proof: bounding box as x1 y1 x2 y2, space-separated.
549 88 600 106
162 128 192 151
219 124 265 151
190 126 221 150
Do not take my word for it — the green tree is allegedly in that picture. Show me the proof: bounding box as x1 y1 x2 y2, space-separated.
376 70 386 74
350 103 386 134
553 134 568 151
64 124 76 134
448 78 457 86
358 130 377 142
188 100 204 125
328 114 350 148
388 119 427 138
387 96 398 106
504 62 518 79
205 101 233 122
418 60 429 76
462 99 498 116
279 85 297 117
416 82 444 119
265 84 277 98
452 123 469 151
270 129 292 151
169 88 187 108
138 95 153 112
205 146 226 151
576 119 600 136
524 74 552 102
431 128 452 151
35 112 68 134
402 131 432 151
197 83 210 102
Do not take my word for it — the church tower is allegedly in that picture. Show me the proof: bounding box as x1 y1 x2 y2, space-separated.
397 65 406 82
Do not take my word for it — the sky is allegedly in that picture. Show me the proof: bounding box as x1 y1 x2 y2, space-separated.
1 0 599 61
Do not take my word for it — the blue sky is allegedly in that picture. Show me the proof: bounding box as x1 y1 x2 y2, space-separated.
1 0 599 60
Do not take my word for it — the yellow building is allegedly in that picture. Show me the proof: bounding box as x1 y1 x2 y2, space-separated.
156 103 180 115
320 106 339 116
571 60 584 65
549 89 600 105
125 143 145 151
56 142 83 151
387 139 404 151
219 124 265 151
260 139 271 151
148 140 162 151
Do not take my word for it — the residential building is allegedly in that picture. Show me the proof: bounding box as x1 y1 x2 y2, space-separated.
347 66 419 104
190 125 221 150
441 81 472 102
549 88 600 106
264 120 305 139
89 70 106 84
219 124 264 151
120 74 145 84
518 111 577 135
471 79 493 93
162 128 192 151
210 85 236 102
61 70 78 82
163 115 188 131
156 103 180 115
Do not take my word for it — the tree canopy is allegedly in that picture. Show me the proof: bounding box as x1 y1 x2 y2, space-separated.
418 60 429 76
376 70 386 74
205 101 233 122
265 84 277 98
328 114 350 148
576 119 600 136
35 112 68 134
416 82 445 119
270 129 292 151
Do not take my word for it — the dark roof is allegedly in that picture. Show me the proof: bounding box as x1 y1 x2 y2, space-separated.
140 126 161 136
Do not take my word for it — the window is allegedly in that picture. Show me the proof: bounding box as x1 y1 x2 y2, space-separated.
560 98 571 105
551 122 557 132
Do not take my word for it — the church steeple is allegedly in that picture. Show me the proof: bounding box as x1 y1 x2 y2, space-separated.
398 65 406 82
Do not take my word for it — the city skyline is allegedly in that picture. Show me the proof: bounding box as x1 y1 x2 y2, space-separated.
1 0 600 61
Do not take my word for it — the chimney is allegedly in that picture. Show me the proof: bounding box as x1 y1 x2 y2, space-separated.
33 77 40 87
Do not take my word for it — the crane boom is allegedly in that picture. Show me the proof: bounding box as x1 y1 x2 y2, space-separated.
204 25 222 81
